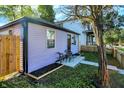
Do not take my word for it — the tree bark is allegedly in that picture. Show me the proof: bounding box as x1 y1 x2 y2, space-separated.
92 20 110 87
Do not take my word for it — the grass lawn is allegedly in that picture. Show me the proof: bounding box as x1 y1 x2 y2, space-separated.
0 64 97 88
0 64 124 88
81 52 123 69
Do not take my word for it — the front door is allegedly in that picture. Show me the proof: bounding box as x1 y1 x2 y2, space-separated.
67 34 71 51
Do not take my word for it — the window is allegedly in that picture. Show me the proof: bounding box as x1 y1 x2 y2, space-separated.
72 35 76 45
47 30 55 48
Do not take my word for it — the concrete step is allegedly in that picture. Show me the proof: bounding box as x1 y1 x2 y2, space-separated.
57 56 84 68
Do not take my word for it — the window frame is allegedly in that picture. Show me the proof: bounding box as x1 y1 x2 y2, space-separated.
46 29 56 49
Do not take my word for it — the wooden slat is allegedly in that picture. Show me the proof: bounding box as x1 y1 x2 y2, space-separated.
0 36 4 76
16 36 20 71
5 36 10 74
3 36 7 75
0 35 20 78
9 36 15 73
12 36 16 72
9 36 12 73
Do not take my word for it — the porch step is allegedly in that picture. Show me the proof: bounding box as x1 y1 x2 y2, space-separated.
57 56 84 68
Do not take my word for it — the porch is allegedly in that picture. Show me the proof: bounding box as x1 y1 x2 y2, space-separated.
85 31 96 45
57 55 85 68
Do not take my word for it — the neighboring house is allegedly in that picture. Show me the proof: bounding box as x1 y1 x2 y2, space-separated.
0 17 80 73
56 19 96 46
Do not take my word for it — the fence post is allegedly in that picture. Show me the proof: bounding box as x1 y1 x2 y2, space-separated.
121 53 124 68
113 47 117 58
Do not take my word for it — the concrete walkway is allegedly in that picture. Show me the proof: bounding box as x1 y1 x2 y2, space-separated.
80 60 124 75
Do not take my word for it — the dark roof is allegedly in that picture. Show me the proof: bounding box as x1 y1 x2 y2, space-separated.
0 17 80 35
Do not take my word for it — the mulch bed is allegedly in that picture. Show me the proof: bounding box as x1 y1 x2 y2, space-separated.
30 63 62 77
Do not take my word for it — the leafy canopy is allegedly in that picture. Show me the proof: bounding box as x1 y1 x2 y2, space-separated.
38 5 55 22
0 5 34 21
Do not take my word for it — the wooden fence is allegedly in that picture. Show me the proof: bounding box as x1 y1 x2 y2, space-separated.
80 45 124 67
80 45 113 54
113 49 124 67
0 36 20 77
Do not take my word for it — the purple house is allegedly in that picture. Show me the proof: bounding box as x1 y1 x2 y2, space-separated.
0 17 80 74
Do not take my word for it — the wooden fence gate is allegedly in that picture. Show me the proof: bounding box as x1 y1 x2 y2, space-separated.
0 36 20 77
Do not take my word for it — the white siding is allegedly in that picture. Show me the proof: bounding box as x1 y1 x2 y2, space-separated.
62 20 87 45
28 23 79 72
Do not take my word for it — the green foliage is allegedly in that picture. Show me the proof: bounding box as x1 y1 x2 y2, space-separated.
0 75 39 88
103 29 124 45
82 52 99 62
120 30 124 40
103 30 120 45
102 11 122 31
118 47 124 51
110 71 124 88
17 6 34 18
38 5 55 22
41 65 97 88
0 5 18 21
102 10 124 46
0 5 34 21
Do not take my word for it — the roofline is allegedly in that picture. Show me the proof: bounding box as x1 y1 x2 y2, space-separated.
0 17 80 35
0 17 25 30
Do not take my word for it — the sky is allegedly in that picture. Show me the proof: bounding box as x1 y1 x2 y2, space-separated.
0 17 8 26
0 5 124 26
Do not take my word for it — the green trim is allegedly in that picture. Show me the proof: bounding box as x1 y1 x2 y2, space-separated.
22 20 28 73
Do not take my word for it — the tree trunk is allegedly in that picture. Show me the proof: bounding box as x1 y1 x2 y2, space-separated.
97 44 110 87
92 21 110 87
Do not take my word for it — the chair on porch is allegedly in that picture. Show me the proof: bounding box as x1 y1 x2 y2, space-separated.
64 50 73 62
56 52 65 63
